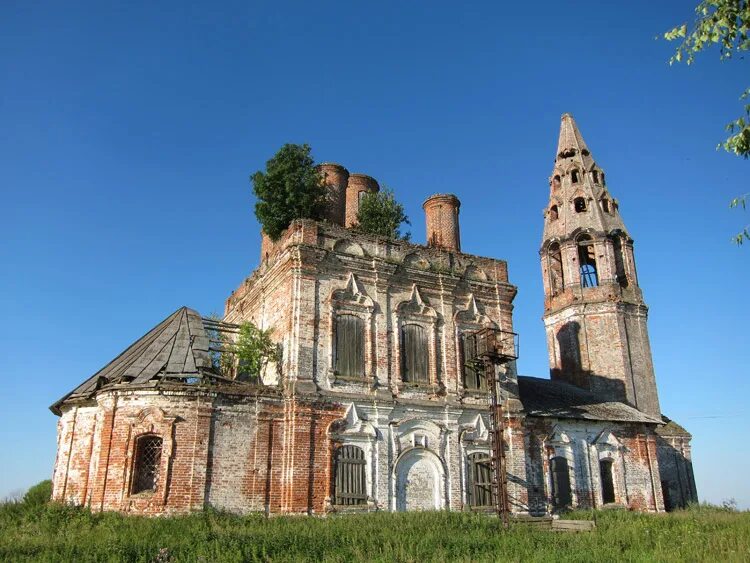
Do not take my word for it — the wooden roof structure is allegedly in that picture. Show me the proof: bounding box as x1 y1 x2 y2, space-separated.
50 307 241 415
518 376 662 424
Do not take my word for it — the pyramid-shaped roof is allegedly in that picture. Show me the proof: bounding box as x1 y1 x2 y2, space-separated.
51 307 233 414
543 113 628 244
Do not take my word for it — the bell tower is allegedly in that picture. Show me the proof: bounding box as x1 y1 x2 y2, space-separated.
540 114 661 418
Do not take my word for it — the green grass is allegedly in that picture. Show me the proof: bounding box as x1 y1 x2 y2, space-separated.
2 485 749 562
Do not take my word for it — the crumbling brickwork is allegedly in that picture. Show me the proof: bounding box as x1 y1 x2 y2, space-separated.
51 115 695 517
540 114 660 419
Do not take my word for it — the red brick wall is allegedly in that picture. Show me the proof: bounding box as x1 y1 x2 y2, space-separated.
52 391 345 516
423 194 461 251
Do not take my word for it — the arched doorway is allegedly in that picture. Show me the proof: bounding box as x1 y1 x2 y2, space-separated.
394 448 445 511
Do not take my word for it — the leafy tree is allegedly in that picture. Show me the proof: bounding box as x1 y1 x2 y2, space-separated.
234 322 279 382
207 317 279 382
23 480 51 506
355 187 410 240
664 0 750 244
251 143 327 240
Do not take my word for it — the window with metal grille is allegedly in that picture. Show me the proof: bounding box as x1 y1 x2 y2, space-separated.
333 445 367 506
334 314 365 378
401 324 429 384
600 459 616 504
467 452 494 507
550 456 572 509
131 435 162 494
461 333 486 391
577 236 598 287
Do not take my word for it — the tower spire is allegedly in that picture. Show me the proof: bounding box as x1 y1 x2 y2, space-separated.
544 114 626 243
540 114 661 419
556 113 594 168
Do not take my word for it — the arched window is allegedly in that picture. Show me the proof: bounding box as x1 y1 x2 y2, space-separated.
571 170 579 183
601 199 610 213
467 452 494 507
592 170 599 184
600 459 616 504
550 456 572 509
131 435 162 494
601 172 606 185
577 235 598 287
611 236 628 288
461 332 486 391
548 242 564 294
401 324 429 383
549 205 559 221
552 175 561 190
334 314 365 378
333 445 367 506
574 197 587 213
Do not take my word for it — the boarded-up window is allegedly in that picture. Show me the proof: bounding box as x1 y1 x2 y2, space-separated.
333 445 367 506
401 324 429 383
462 333 486 391
335 314 365 378
550 456 572 508
467 452 494 507
131 435 162 494
600 459 616 504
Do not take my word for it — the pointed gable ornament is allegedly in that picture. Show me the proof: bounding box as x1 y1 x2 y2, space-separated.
398 284 437 318
332 273 374 309
454 293 491 326
330 403 377 438
592 429 625 451
461 414 490 444
545 424 571 446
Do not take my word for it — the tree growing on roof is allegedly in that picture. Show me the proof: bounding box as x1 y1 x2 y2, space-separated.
355 187 411 240
251 143 327 240
207 317 279 382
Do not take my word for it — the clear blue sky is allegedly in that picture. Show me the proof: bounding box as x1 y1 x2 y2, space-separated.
1 1 748 508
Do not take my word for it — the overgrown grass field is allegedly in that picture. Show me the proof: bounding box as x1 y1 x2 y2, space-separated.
2 483 748 562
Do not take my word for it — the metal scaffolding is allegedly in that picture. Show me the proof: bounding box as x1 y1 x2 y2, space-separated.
472 327 519 528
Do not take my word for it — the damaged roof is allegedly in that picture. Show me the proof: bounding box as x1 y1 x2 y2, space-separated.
656 416 692 437
517 376 661 424
50 307 237 415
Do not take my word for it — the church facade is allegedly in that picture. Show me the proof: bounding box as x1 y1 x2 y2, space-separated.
50 115 697 516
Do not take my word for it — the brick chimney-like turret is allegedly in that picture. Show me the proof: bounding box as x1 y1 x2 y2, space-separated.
318 162 349 227
423 193 461 251
345 173 380 228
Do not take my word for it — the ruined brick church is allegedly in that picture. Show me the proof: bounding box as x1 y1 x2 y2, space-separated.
50 115 697 516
